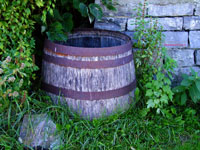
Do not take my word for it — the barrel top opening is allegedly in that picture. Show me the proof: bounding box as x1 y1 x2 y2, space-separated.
44 28 133 57
57 28 131 48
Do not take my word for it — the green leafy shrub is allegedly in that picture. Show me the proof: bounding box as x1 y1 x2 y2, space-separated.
173 69 200 105
0 1 57 149
133 1 176 114
37 0 116 41
0 57 30 112
0 0 56 121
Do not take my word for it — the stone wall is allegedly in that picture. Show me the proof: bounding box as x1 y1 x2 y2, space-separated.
95 0 200 82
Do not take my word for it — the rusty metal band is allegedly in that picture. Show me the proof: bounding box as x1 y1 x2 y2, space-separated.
44 39 132 57
42 80 136 100
43 53 133 69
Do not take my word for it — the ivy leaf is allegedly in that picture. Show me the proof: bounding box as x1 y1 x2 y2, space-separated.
189 86 199 103
146 89 153 97
181 78 192 87
195 79 200 92
0 42 3 50
181 92 187 105
89 3 103 20
156 108 161 114
79 3 88 17
61 0 71 6
41 25 46 33
101 0 116 11
46 32 55 41
172 86 185 93
36 0 44 7
47 32 68 42
182 73 189 80
105 4 117 11
73 0 80 9
145 82 152 88
190 68 197 77
163 86 170 93
62 13 73 32
160 94 168 104
88 13 95 23
41 10 47 23
188 75 196 81
171 107 177 115
47 20 68 42
174 94 180 104
25 8 31 16
168 91 173 101
194 83 200 99
147 99 155 108
53 9 63 21
56 33 68 42
49 21 63 32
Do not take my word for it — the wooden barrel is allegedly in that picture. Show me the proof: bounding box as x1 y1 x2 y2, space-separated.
42 28 136 119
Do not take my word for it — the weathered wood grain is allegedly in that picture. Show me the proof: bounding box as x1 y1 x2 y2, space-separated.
42 29 136 119
47 91 134 119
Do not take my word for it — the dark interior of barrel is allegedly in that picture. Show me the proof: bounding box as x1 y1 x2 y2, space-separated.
55 31 130 48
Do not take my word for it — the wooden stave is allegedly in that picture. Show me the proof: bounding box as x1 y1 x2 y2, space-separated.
42 55 136 119
42 29 136 119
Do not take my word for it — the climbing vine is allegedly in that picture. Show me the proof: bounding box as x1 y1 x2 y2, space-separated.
133 2 176 114
0 0 55 111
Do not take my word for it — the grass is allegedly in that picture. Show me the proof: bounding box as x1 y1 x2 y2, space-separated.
0 91 200 150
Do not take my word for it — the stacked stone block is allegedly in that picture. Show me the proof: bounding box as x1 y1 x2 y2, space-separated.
95 0 200 82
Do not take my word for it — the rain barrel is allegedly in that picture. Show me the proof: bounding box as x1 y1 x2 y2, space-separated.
42 28 136 119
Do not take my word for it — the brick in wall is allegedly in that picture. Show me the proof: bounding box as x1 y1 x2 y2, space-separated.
127 17 183 31
94 17 127 31
184 16 200 30
167 49 194 67
163 32 188 48
95 0 137 17
148 3 195 17
189 31 200 48
195 4 200 16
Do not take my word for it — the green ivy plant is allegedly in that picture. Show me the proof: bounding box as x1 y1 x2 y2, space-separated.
133 1 176 114
0 0 54 111
37 0 116 42
173 69 200 105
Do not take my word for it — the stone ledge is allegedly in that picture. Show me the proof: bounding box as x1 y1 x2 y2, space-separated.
127 17 183 31
167 49 194 67
184 16 200 30
94 17 128 31
189 31 200 48
148 3 195 17
95 0 137 17
163 32 188 48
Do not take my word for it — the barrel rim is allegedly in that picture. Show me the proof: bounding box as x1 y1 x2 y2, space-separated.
44 28 133 57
